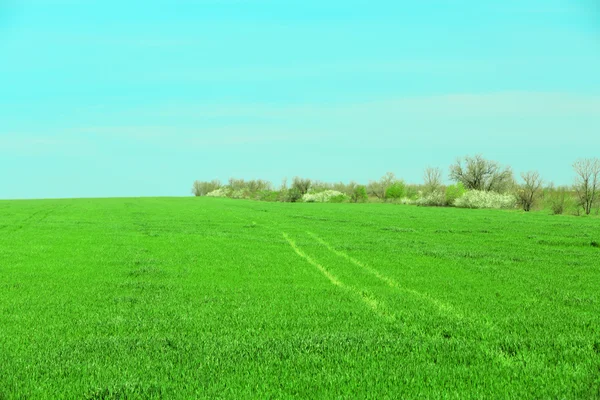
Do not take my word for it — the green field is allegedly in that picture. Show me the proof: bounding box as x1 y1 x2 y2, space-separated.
1 197 599 398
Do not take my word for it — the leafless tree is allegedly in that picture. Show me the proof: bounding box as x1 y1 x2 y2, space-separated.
228 178 247 191
192 180 221 196
292 177 312 195
333 181 357 196
423 167 443 195
310 180 333 192
573 158 600 215
367 181 385 200
368 172 397 201
517 171 543 211
449 154 513 193
246 179 272 193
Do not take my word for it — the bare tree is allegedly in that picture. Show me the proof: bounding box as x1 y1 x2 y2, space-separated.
379 172 397 190
423 167 443 195
333 181 357 196
278 177 289 202
192 181 203 196
292 177 311 195
368 172 397 201
246 179 272 193
449 154 513 193
367 181 384 200
311 180 333 192
573 158 600 215
517 171 543 211
228 178 247 191
192 180 221 196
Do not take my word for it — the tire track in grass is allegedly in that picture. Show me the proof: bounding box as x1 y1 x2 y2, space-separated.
282 232 394 321
306 231 464 321
305 231 527 367
228 206 530 368
4 206 56 233
227 205 524 368
231 208 462 322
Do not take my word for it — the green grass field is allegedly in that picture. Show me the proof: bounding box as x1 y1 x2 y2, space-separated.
1 197 599 398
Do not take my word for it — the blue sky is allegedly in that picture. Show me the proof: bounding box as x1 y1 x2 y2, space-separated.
1 0 599 199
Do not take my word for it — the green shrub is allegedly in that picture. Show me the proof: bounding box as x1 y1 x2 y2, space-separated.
385 182 406 201
258 190 279 202
545 186 576 215
404 184 420 200
445 183 466 206
351 185 368 203
286 188 302 203
328 194 348 203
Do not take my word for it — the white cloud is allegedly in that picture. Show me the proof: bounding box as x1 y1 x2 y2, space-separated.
9 91 597 154
119 91 600 120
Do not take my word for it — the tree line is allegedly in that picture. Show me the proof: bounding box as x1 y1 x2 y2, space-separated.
192 155 600 216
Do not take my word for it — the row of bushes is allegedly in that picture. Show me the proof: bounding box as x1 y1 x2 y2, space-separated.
193 154 600 215
196 179 597 215
202 183 519 210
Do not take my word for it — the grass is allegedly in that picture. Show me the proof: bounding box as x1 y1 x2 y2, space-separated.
1 197 599 398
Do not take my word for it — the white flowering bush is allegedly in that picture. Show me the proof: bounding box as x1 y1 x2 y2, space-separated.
454 190 517 209
416 191 446 207
302 190 348 203
229 189 247 199
399 197 416 205
206 188 230 198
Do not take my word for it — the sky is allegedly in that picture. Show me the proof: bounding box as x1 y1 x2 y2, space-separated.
1 0 599 199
